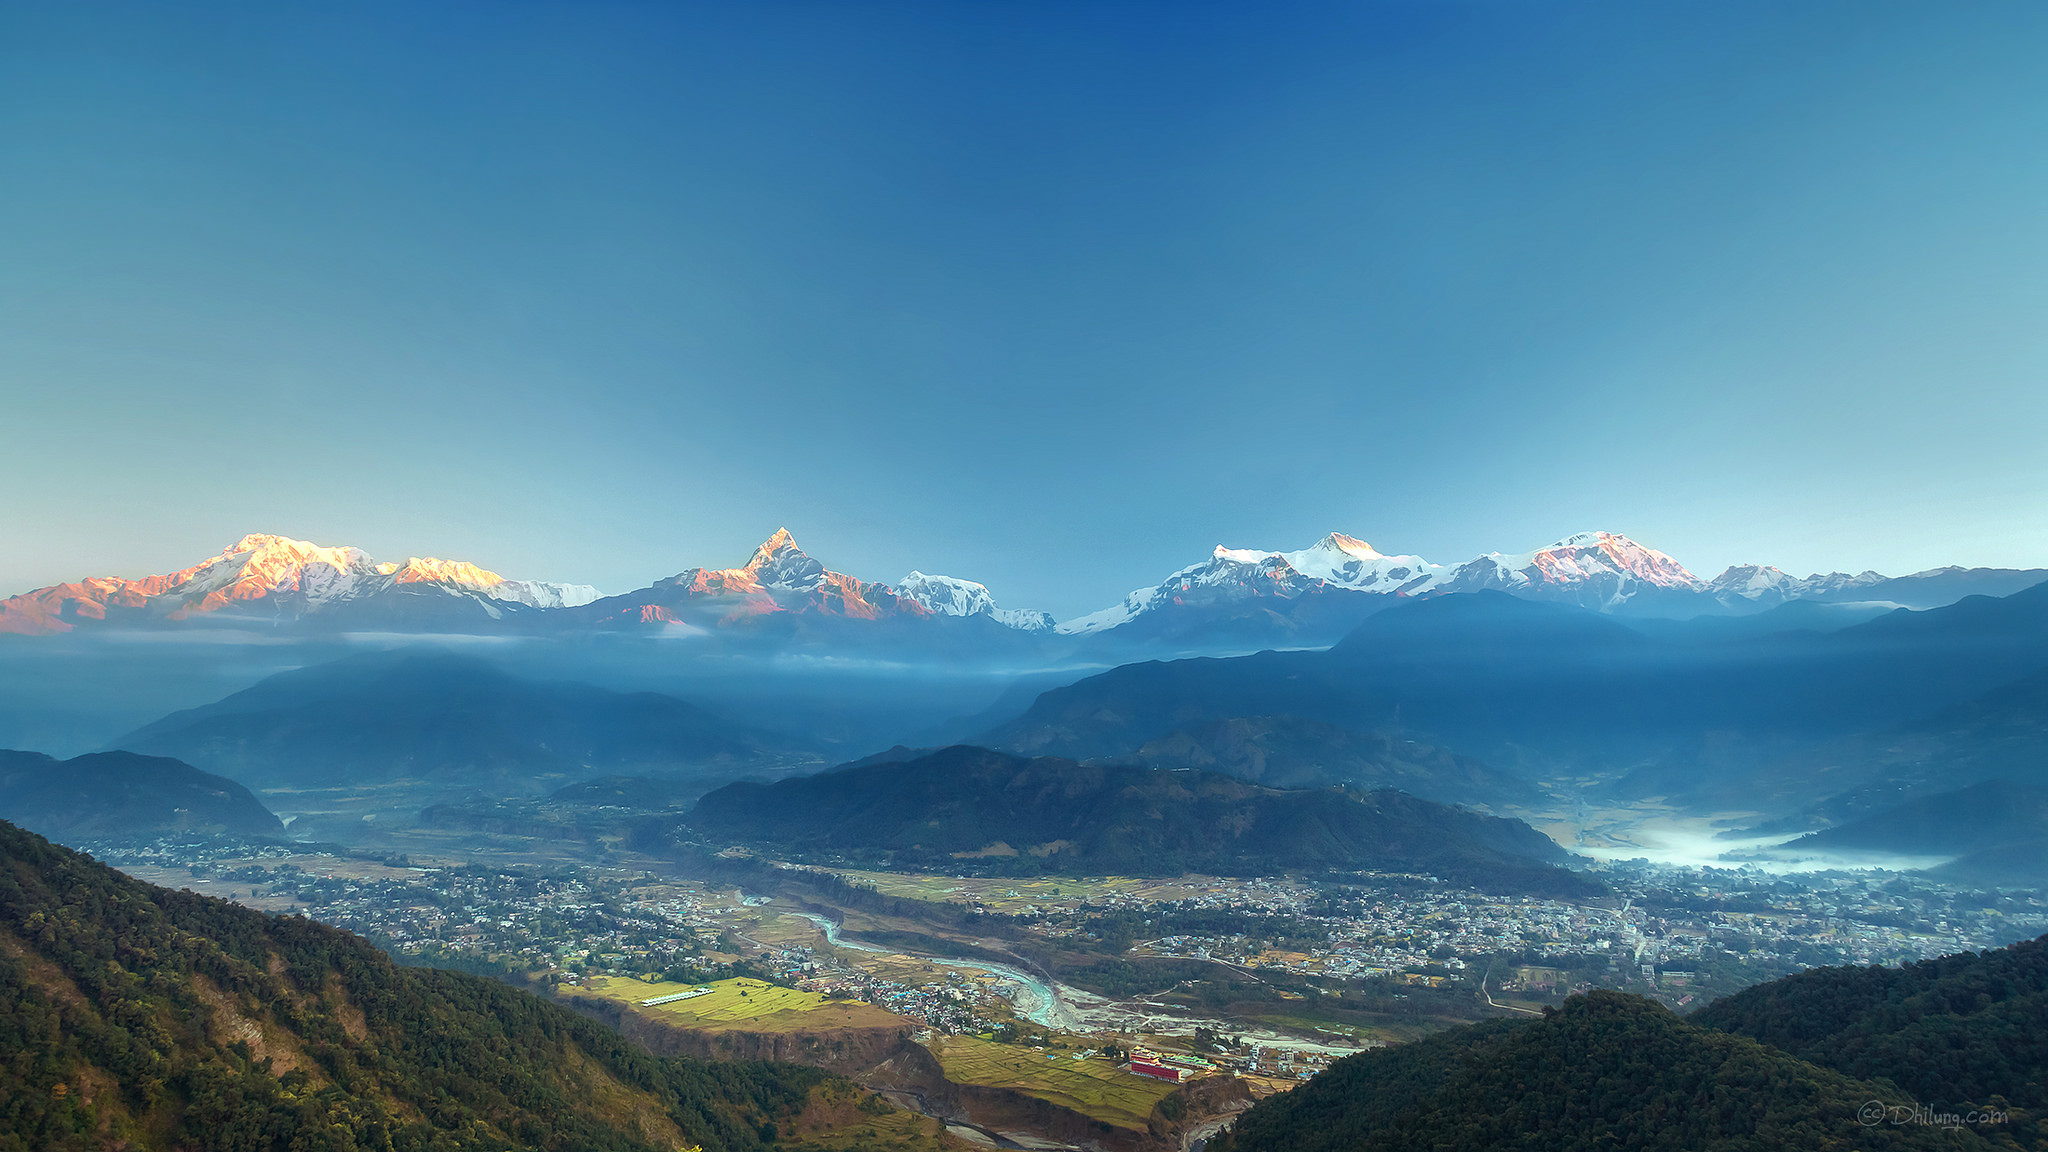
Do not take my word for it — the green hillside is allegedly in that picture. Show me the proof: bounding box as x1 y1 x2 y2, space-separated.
1691 934 2046 1140
1212 990 1983 1152
0 818 830 1151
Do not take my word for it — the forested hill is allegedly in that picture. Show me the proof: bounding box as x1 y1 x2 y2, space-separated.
686 745 1600 898
1211 991 1987 1152
0 749 283 843
1216 937 2048 1152
1691 934 2048 1135
0 819 827 1151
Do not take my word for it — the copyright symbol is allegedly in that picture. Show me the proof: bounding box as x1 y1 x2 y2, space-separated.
1858 1101 1886 1126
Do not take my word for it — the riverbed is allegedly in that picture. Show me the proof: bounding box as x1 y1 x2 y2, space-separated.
791 910 1079 1028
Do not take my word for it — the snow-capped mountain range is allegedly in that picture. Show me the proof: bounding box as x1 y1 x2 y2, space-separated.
0 534 600 635
897 571 1058 632
0 529 1051 637
570 528 1052 633
1055 530 2038 635
1 528 2038 641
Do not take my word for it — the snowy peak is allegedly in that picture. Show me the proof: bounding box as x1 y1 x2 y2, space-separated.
741 528 829 592
1437 532 1700 609
152 534 390 619
1706 564 1799 598
662 529 829 596
379 555 599 608
629 530 1066 629
1319 533 1384 561
1526 531 1701 592
1281 534 1442 592
1058 535 1408 636
383 557 504 589
637 532 1059 629
1705 565 1888 608
897 572 1056 631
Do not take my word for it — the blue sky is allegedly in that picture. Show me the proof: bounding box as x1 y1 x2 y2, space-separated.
4 2 2047 618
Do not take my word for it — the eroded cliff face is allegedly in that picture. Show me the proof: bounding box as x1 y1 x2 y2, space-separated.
869 1043 1253 1152
564 992 1256 1152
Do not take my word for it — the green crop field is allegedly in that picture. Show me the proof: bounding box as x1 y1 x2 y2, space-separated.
581 975 904 1032
930 1036 1180 1130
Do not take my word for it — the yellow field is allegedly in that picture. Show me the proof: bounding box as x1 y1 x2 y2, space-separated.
581 976 906 1033
929 1036 1180 1129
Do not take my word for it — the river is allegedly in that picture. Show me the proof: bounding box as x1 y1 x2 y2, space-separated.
790 911 1072 1029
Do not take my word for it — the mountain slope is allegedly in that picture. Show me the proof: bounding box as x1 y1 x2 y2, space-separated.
1117 716 1539 808
1803 667 2048 817
996 583 2048 795
0 818 827 1151
685 745 1597 896
1783 780 2048 881
1692 934 2048 1136
0 750 283 842
1214 990 1976 1152
990 593 1675 770
115 650 817 790
1626 652 2048 818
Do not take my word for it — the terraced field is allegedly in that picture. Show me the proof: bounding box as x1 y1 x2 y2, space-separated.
581 975 906 1032
929 1035 1181 1129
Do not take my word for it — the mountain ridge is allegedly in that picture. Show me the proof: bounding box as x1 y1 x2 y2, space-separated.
683 744 1598 896
0 749 283 843
113 650 821 792
0 818 831 1150
6 527 2038 645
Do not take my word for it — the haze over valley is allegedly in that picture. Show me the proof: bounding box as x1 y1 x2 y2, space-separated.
7 4 2048 1149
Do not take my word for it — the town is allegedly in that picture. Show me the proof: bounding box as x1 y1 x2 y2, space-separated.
89 835 2048 1040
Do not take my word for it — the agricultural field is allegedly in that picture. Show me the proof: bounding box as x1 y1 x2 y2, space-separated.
928 1035 1182 1130
581 975 907 1032
827 869 1243 913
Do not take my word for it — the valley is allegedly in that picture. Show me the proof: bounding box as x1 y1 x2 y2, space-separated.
16 11 2048 1146
8 530 2048 1149
76 805 2048 1148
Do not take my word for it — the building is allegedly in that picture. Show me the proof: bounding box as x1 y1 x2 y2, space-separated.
1127 1049 1188 1083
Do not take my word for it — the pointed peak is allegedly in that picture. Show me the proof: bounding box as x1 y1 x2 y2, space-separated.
746 528 804 567
1318 532 1384 560
739 528 825 591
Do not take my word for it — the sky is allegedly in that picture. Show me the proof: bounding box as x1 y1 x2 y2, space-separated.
3 2 2047 620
